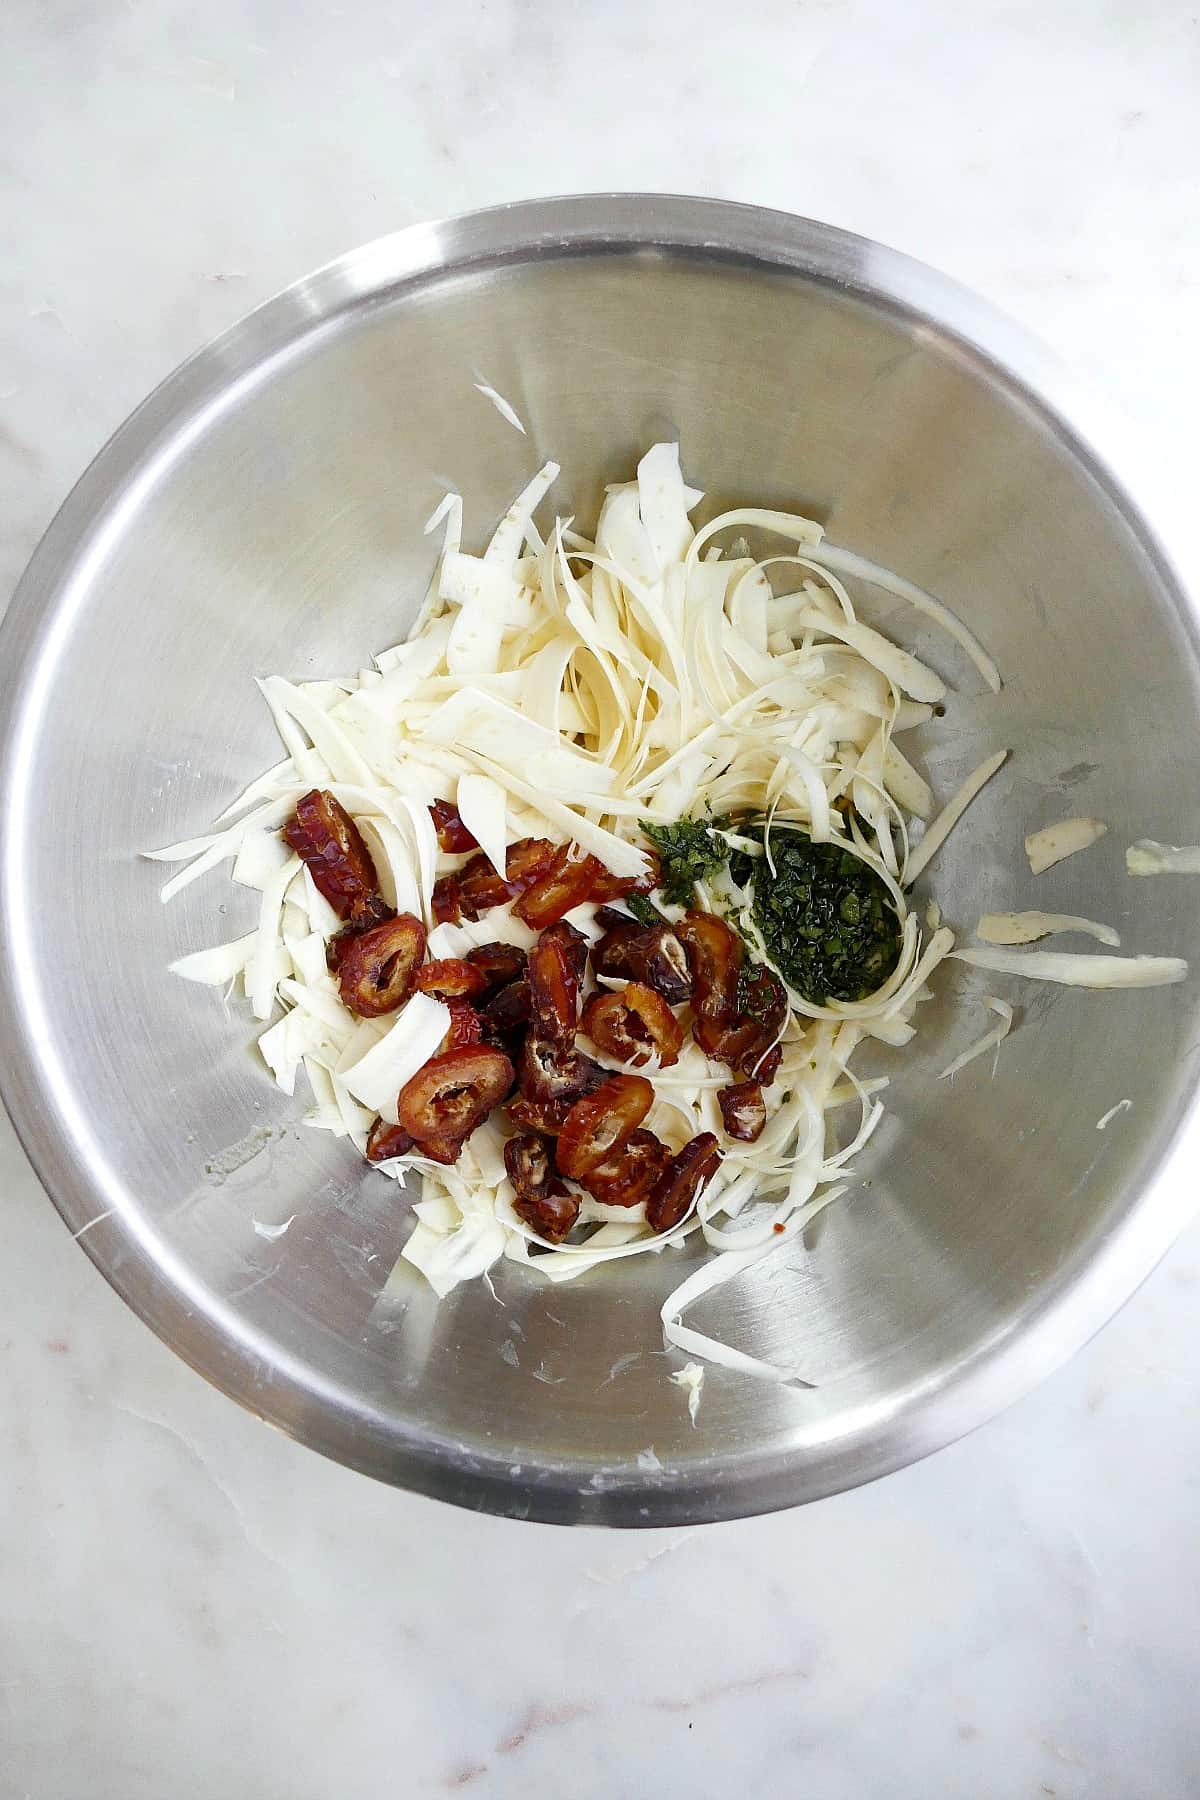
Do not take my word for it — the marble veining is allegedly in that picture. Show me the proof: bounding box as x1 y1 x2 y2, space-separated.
3 2 1200 1794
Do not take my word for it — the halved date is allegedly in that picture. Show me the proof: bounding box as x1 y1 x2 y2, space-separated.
481 978 532 1046
591 920 692 1004
646 1132 722 1233
432 875 462 925
509 1037 608 1133
694 961 787 1076
283 789 380 921
397 1046 514 1163
459 837 556 920
507 1092 575 1135
335 913 426 1017
365 1120 415 1163
429 798 478 854
527 923 586 1042
588 850 661 904
504 1132 580 1244
415 958 489 1000
325 897 395 975
582 983 683 1068
518 1035 606 1105
676 910 741 1017
556 1073 655 1180
513 1187 581 1243
579 1128 672 1207
718 1080 767 1142
514 847 601 929
466 942 527 996
538 918 588 983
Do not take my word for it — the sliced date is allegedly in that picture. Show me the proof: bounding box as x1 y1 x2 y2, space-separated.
441 998 485 1051
365 1120 415 1163
511 1034 607 1128
581 983 683 1068
587 850 661 904
428 798 478 854
556 1074 654 1179
431 875 462 925
504 1132 580 1244
518 1035 606 1105
415 957 489 1000
514 847 601 929
527 923 586 1041
646 1133 721 1234
591 919 692 1004
676 910 742 1017
458 837 556 920
507 1092 577 1135
465 942 527 996
283 789 380 921
717 1081 767 1142
334 913 426 1017
396 1046 514 1164
480 978 533 1046
579 1128 672 1207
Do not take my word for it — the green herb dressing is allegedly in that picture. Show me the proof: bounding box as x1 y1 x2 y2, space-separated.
742 831 902 1004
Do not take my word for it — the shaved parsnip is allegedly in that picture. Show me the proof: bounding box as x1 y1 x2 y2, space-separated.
670 1361 706 1425
803 541 1002 693
473 380 527 435
789 609 947 703
1126 840 1200 876
938 997 1013 1079
952 947 1186 989
456 773 508 878
1024 816 1107 875
169 933 258 986
636 441 698 573
904 750 1008 885
687 505 823 566
338 993 451 1123
248 855 301 1021
355 815 422 918
975 910 1120 948
882 739 933 819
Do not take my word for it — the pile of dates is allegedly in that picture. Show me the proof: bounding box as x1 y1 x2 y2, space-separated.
284 790 786 1243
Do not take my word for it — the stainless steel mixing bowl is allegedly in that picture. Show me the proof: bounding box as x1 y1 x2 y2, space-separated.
2 196 1199 1526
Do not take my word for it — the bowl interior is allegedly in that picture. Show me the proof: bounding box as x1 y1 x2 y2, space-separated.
4 201 1200 1523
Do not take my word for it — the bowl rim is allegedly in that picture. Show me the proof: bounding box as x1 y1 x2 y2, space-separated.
2 192 1198 1526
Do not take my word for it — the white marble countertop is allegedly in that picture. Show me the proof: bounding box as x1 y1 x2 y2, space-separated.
4 4 1200 1795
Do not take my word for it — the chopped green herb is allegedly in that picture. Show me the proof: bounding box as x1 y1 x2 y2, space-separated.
747 827 902 1005
640 815 730 907
624 892 662 927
